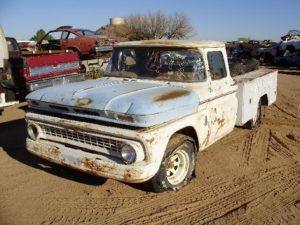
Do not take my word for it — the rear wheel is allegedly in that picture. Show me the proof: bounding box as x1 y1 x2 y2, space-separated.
67 48 82 59
247 99 262 129
146 134 196 192
286 45 295 53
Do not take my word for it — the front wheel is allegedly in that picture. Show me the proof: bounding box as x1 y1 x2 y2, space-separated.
146 134 196 192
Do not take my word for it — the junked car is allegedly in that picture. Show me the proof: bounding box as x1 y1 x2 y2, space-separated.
280 29 300 52
25 40 277 192
276 52 300 67
1 37 83 101
37 26 117 58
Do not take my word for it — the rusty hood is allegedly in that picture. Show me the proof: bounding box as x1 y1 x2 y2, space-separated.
26 78 199 127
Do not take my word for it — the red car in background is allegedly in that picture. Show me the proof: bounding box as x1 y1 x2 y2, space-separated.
37 26 117 58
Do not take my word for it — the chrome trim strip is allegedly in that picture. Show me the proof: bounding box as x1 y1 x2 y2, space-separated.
199 90 237 104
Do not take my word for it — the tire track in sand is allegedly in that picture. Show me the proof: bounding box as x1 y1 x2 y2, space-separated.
38 195 155 225
102 163 300 225
205 174 300 225
238 128 270 167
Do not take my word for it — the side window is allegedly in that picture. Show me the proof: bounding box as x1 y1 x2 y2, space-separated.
61 31 68 40
207 51 227 80
50 31 63 40
68 32 77 39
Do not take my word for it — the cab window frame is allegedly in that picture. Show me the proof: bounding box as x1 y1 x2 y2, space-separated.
207 51 227 80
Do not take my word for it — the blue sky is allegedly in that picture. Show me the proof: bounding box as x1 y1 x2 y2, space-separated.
1 0 300 42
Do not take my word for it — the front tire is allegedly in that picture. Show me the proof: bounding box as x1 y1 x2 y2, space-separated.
147 134 196 192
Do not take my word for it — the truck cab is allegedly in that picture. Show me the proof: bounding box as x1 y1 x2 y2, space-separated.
25 40 277 192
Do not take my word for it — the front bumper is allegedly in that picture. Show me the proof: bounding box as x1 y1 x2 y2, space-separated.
27 73 85 92
27 138 153 183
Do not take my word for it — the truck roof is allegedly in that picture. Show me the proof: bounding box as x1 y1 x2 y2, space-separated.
115 39 225 48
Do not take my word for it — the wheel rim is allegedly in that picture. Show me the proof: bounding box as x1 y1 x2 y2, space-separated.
166 147 190 186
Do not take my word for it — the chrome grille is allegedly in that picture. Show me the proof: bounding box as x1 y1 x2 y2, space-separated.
40 124 122 152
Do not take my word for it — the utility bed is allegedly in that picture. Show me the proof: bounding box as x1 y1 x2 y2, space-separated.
234 69 277 126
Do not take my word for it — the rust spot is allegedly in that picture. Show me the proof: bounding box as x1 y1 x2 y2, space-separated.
141 40 182 46
123 172 132 182
154 90 190 102
33 146 42 155
123 169 143 183
140 41 199 50
146 137 155 145
214 117 225 126
73 98 93 107
81 158 115 173
50 146 60 158
203 130 211 146
216 123 225 135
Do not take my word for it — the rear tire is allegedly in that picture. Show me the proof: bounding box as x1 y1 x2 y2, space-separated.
67 48 82 60
146 134 196 193
286 45 295 53
246 99 262 129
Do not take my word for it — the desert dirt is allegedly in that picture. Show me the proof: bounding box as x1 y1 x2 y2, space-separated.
0 70 299 225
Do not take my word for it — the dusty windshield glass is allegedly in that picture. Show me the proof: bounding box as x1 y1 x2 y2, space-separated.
105 47 206 82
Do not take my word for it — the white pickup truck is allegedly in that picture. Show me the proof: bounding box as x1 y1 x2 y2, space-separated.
25 40 277 192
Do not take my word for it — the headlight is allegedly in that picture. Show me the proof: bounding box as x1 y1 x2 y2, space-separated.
120 144 136 164
27 123 39 140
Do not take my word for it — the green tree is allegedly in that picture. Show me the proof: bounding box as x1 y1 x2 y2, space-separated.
30 29 53 41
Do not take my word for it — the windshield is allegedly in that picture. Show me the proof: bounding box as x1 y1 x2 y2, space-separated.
76 29 99 36
288 30 300 36
105 47 206 82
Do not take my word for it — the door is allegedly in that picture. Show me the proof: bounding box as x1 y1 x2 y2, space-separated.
206 49 237 143
60 31 70 50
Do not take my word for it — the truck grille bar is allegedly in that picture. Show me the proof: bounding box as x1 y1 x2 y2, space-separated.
40 124 122 152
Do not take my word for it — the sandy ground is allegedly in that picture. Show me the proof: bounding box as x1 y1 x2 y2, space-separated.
0 70 299 225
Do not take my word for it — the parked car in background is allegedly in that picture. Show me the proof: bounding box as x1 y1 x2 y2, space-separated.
1 36 84 102
276 52 300 67
280 30 300 41
37 26 117 58
226 40 260 59
280 30 300 52
257 42 280 65
226 42 260 75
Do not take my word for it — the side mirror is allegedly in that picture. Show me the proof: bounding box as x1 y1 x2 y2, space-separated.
231 80 237 86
